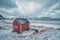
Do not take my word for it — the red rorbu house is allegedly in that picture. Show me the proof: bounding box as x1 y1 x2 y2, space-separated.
13 18 29 33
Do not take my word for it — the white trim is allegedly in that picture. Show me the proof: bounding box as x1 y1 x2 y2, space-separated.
20 24 22 33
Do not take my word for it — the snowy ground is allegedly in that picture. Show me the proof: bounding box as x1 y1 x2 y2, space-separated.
0 25 60 40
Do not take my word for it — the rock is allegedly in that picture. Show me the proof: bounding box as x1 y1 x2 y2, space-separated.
55 28 60 30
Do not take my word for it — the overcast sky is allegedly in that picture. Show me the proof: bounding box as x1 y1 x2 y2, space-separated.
0 0 60 18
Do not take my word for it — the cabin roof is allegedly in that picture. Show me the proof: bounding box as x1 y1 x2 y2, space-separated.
16 18 29 24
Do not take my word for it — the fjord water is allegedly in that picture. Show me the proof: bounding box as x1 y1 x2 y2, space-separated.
29 20 60 28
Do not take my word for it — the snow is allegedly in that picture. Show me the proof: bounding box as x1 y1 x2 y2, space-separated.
0 20 60 40
39 30 60 40
22 30 35 36
0 25 60 40
30 23 60 28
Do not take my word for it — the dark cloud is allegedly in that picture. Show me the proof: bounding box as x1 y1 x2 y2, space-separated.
54 7 60 10
0 9 12 15
0 9 21 17
0 0 17 8
44 0 60 9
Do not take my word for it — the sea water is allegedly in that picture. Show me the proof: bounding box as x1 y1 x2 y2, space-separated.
29 20 60 28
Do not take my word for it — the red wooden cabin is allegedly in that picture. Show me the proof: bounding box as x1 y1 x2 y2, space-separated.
13 18 29 33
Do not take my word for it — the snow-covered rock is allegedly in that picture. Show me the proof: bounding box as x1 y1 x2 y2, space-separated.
0 27 60 40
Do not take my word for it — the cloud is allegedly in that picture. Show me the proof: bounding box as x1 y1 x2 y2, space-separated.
0 0 60 18
0 8 17 18
38 2 60 18
7 15 16 18
44 0 59 9
0 8 23 18
0 8 16 14
48 3 59 11
15 0 44 16
0 0 17 8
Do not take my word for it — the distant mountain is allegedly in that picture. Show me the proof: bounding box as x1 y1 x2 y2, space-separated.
40 17 60 21
40 17 51 19
28 17 60 21
0 15 4 20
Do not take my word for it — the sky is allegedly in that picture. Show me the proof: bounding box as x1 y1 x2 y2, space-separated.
0 0 60 18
